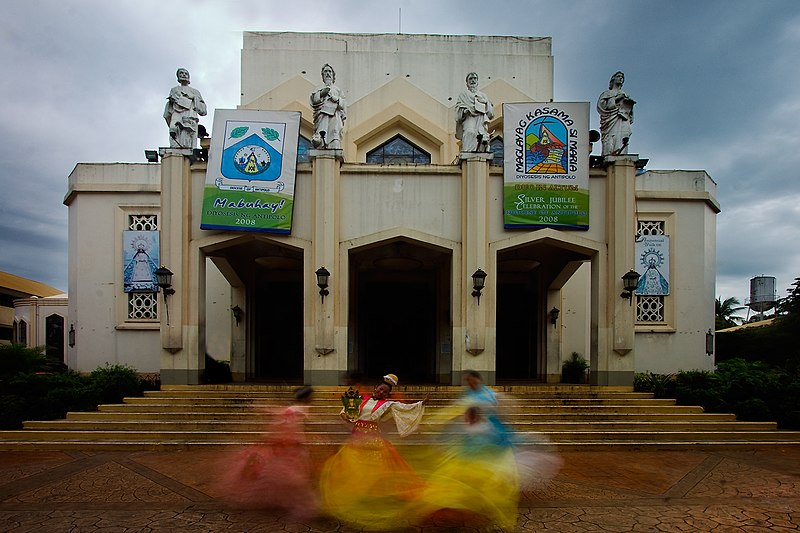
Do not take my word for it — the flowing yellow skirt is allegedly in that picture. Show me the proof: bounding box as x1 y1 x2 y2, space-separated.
320 432 425 531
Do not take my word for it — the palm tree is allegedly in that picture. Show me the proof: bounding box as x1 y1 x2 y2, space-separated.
715 296 745 330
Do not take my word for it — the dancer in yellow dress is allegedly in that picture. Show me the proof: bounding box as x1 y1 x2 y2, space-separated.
320 373 427 531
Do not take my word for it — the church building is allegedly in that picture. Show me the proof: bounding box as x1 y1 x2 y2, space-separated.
64 32 719 386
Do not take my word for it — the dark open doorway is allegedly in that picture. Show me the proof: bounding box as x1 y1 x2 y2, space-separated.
496 254 542 382
349 238 451 385
359 279 436 383
496 280 539 381
254 274 304 382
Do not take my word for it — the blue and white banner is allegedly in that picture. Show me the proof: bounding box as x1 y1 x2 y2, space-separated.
635 235 670 296
122 230 160 292
201 109 301 233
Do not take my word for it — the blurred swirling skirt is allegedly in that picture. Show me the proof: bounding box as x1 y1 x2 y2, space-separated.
319 432 425 531
411 446 520 530
214 440 319 518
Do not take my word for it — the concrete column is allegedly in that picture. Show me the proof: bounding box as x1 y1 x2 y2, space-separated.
460 152 493 382
545 289 562 383
158 149 202 384
598 154 638 385
306 150 342 385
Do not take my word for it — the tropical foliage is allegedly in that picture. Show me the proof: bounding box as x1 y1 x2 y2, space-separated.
0 344 159 429
715 296 745 330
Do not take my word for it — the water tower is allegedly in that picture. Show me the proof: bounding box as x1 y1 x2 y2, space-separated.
746 276 777 319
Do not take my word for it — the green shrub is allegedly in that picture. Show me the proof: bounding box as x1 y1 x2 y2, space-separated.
672 359 800 429
0 344 64 380
0 361 158 429
633 372 676 398
204 354 232 384
89 364 143 404
561 352 588 384
732 398 772 421
0 394 28 429
674 370 726 411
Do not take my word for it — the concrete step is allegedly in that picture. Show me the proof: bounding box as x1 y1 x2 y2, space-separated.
145 389 654 399
2 428 798 444
23 419 778 432
97 403 700 414
1 385 796 451
158 384 636 393
128 396 674 406
65 411 737 422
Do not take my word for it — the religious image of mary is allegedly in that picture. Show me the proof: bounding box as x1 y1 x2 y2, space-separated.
123 231 160 292
636 249 669 296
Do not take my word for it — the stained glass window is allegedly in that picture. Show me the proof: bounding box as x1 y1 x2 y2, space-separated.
366 136 431 165
490 137 504 166
298 135 311 163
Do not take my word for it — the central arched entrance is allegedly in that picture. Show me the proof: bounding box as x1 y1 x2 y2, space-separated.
496 240 593 382
348 238 451 384
205 236 305 383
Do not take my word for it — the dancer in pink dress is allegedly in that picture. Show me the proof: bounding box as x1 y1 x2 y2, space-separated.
214 386 319 517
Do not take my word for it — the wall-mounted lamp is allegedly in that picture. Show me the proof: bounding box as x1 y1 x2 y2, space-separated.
315 267 330 303
144 150 159 163
68 324 76 347
705 329 714 356
154 266 175 325
620 269 641 305
190 148 208 163
471 268 487 305
549 307 560 327
231 305 244 327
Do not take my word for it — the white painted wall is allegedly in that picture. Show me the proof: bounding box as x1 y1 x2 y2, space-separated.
65 163 161 373
633 170 718 373
241 32 554 110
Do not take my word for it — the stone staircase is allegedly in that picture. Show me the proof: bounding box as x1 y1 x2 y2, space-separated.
1 385 799 451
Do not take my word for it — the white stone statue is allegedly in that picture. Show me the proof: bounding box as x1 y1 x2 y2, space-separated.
596 71 635 156
310 64 346 149
455 72 494 152
163 68 207 149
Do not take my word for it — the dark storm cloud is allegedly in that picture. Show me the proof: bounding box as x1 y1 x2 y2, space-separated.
1 0 798 308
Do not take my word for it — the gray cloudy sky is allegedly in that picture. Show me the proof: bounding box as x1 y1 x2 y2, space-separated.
1 0 798 316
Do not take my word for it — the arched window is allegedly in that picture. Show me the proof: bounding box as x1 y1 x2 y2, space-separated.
297 135 311 164
366 135 431 165
46 314 65 362
18 320 27 346
490 137 504 166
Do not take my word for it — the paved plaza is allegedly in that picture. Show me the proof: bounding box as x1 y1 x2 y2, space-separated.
0 447 798 532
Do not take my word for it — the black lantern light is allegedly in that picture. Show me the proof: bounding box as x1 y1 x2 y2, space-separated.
620 269 641 304
231 305 244 326
154 265 175 325
154 266 175 296
316 267 330 303
549 307 560 327
471 268 487 305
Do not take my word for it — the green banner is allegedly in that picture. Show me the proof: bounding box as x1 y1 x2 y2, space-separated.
200 109 300 234
502 103 590 230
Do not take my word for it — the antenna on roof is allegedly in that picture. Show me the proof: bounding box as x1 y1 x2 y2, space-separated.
398 8 402 34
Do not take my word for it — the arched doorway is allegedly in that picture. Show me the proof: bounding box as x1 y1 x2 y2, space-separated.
349 238 451 384
496 241 593 382
206 236 304 383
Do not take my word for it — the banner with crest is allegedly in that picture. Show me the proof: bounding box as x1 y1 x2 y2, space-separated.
200 109 301 233
502 102 590 230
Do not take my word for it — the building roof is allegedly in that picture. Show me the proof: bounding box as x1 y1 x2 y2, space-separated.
0 271 63 299
716 317 775 333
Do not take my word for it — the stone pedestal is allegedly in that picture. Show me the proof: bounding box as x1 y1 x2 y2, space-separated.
157 149 203 385
593 154 638 386
305 150 343 385
458 152 493 383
